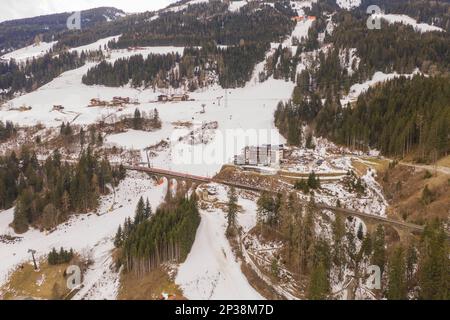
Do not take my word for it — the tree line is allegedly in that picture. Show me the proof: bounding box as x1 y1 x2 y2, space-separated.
114 194 200 277
0 121 16 142
0 146 126 233
82 53 181 88
253 191 449 299
48 247 74 265
0 50 102 100
316 75 450 161
82 42 269 90
108 3 293 48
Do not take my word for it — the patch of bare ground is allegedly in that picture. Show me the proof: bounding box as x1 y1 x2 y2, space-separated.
0 254 87 300
226 230 284 300
214 166 287 191
118 266 185 300
378 164 450 226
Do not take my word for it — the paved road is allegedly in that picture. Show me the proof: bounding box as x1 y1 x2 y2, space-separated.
399 162 450 175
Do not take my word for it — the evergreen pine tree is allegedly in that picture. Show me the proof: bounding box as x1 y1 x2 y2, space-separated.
226 187 238 235
387 246 407 300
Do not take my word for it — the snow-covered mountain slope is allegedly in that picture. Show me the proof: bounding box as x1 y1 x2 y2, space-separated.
336 0 361 10
341 70 422 106
374 13 445 33
0 41 57 62
175 185 263 300
229 0 248 13
0 1 170 23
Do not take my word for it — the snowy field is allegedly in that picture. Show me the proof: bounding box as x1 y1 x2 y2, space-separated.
0 41 57 62
341 70 421 106
374 14 445 33
0 41 295 177
176 185 263 300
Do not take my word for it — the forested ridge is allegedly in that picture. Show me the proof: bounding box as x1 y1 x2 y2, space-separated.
316 75 450 160
82 42 268 89
276 75 450 161
0 7 125 53
254 191 450 299
114 194 200 277
108 3 294 48
330 14 450 77
51 1 294 51
0 50 102 100
274 2 450 162
82 53 181 88
0 147 125 233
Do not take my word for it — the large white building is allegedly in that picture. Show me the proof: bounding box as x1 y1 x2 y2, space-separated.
234 144 284 167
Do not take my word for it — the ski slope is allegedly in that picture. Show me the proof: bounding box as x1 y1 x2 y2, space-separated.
176 184 263 300
0 41 294 178
341 70 421 106
0 41 57 62
373 14 445 33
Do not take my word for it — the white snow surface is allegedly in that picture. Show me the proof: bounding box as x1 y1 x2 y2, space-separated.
69 35 122 53
229 1 248 12
336 0 361 10
341 70 421 106
175 184 263 300
0 41 57 62
374 14 445 33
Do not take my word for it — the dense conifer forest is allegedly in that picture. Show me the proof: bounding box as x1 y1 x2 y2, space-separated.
0 7 125 53
82 43 268 89
255 191 449 299
276 75 450 162
0 50 102 100
0 147 125 233
82 53 180 88
108 3 294 48
114 194 200 277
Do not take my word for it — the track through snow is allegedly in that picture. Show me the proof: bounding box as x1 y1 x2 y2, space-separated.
176 185 263 300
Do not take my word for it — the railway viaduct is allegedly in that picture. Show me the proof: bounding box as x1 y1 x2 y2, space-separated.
124 165 439 241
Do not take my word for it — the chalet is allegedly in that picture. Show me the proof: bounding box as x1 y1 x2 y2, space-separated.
90 98 107 107
171 93 189 102
111 96 130 106
158 94 169 102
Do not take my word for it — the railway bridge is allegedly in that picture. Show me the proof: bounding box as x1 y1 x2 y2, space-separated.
125 165 439 241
